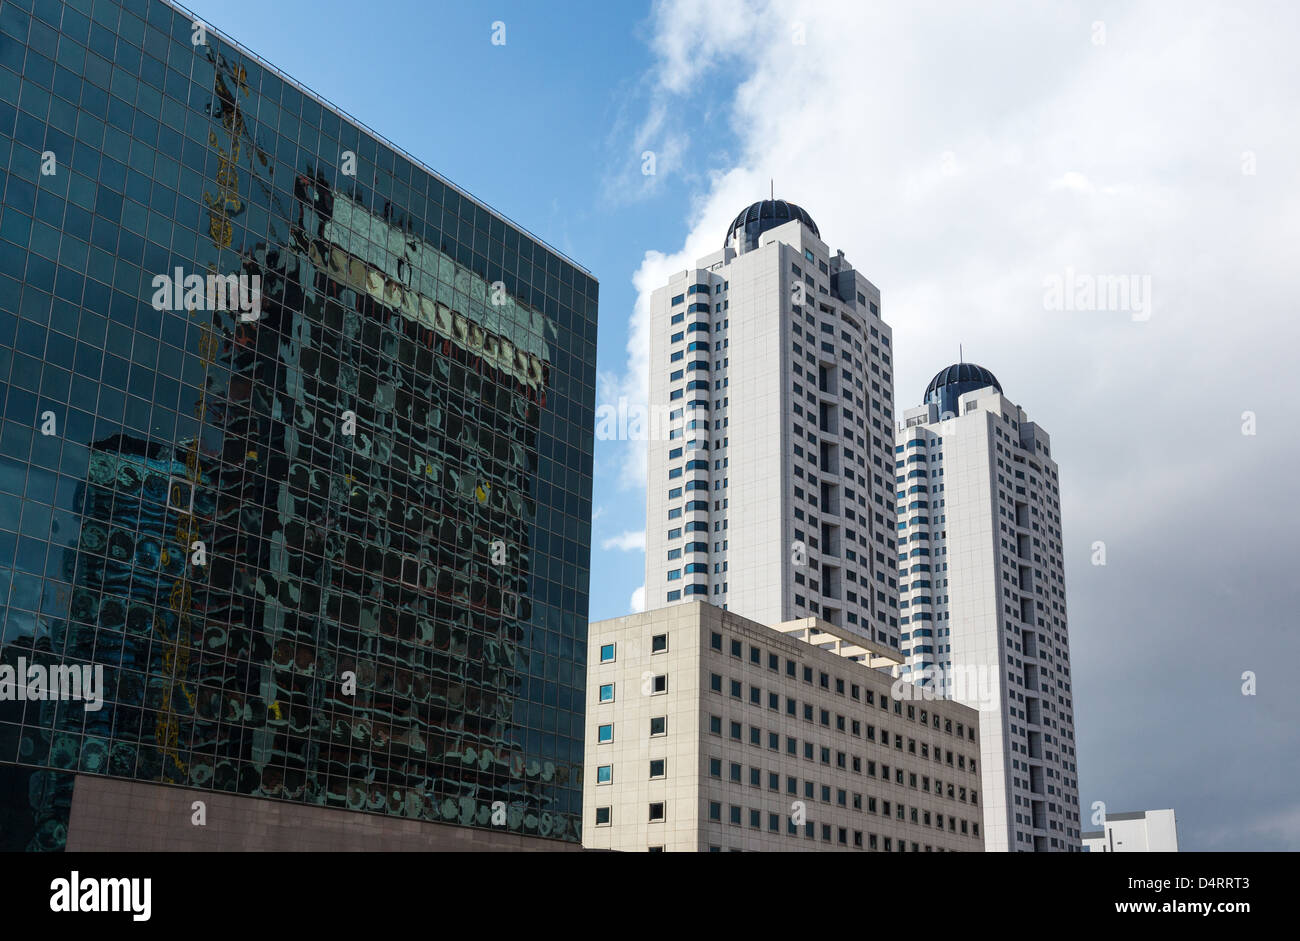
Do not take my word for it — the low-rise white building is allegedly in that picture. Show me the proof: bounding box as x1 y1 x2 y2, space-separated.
582 602 984 852
1083 809 1179 852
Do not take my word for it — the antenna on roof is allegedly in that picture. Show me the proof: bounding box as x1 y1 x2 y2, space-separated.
770 178 774 200
959 343 963 363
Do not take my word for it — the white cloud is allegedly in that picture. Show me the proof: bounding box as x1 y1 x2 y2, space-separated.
600 99 693 206
601 530 646 552
611 0 1300 845
629 585 646 614
1052 170 1092 191
609 0 1298 511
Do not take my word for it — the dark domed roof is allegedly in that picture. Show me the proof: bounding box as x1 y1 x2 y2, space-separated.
924 363 1002 417
925 363 1001 401
725 199 819 248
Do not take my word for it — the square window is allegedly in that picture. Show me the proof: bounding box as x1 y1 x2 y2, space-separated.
599 683 615 703
651 674 668 694
649 759 666 779
650 716 667 736
597 764 612 784
597 723 613 743
651 633 668 653
595 807 611 826
599 643 615 663
168 476 194 511
649 802 665 822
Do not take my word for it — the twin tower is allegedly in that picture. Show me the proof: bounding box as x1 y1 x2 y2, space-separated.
629 199 1080 852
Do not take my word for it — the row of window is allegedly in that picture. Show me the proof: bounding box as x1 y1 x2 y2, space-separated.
707 631 976 742
591 800 977 849
703 713 978 804
705 745 977 805
594 757 666 785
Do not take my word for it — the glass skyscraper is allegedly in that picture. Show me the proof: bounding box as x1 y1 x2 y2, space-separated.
0 0 597 849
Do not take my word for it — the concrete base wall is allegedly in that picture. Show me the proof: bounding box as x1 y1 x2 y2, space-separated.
66 775 583 852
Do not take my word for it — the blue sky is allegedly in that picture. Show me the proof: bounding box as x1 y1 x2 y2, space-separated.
182 0 1300 850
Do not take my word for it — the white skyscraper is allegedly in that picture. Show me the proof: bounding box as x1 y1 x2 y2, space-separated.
644 200 903 661
895 367 1082 851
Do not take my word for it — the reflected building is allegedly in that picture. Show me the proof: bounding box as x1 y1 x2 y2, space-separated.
0 0 596 849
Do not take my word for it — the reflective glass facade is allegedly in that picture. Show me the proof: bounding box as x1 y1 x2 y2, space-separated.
0 0 597 849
